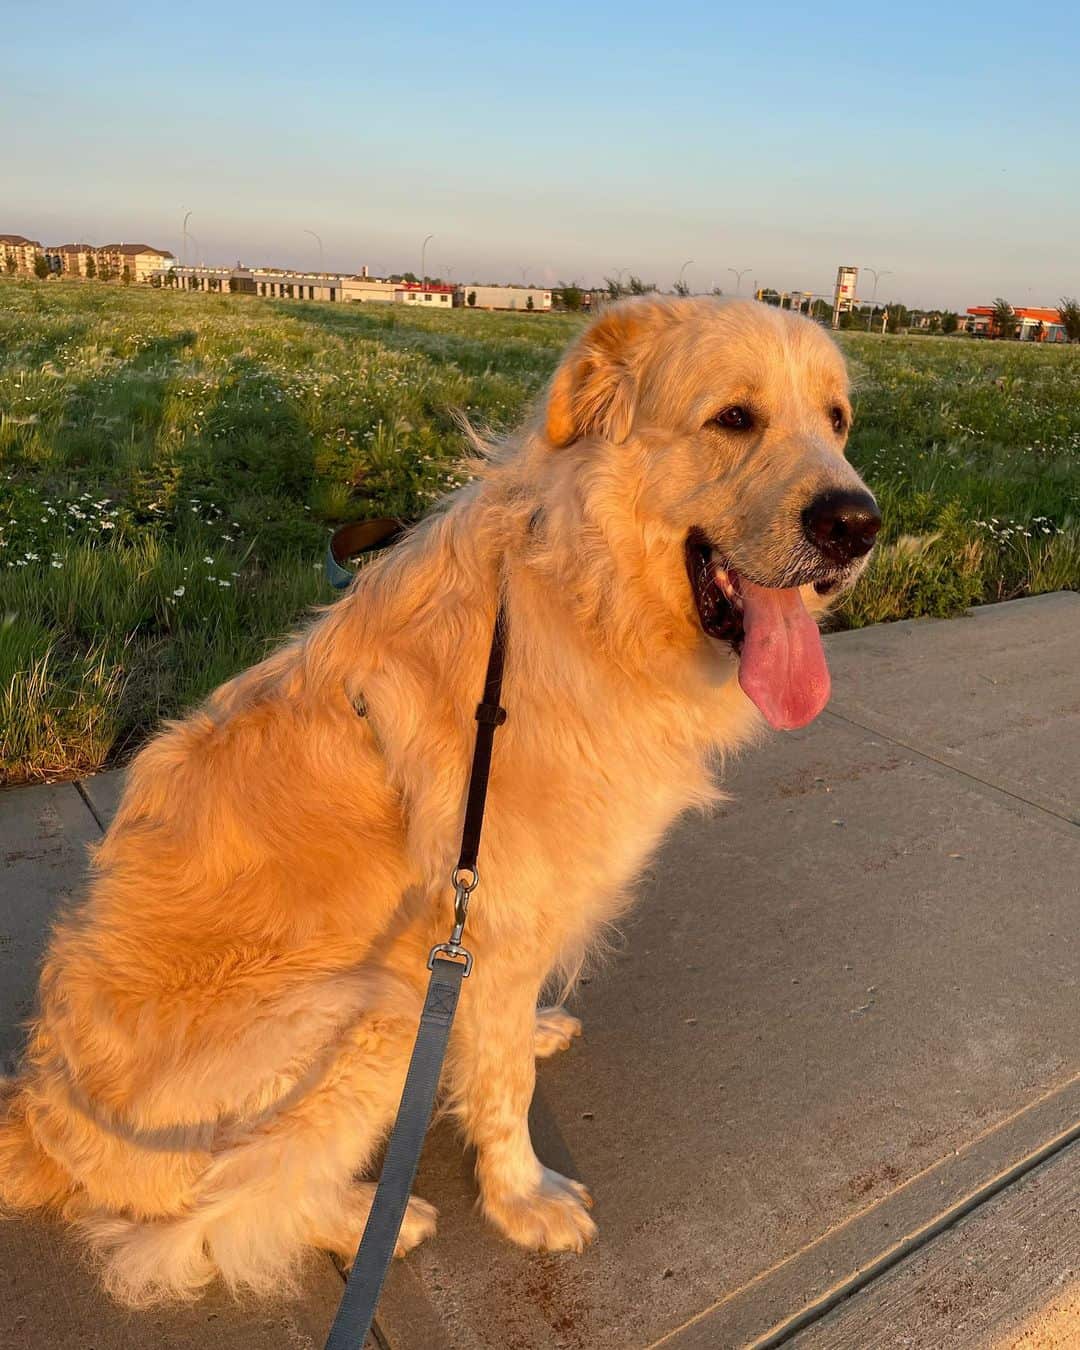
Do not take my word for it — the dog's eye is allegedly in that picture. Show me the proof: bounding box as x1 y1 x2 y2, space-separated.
711 406 754 432
830 406 848 435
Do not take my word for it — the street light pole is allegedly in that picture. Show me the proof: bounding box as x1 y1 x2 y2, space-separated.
421 234 434 288
181 210 192 268
728 267 752 295
304 229 324 275
862 267 892 331
677 259 695 293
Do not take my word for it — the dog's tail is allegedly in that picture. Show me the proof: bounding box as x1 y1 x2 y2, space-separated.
0 1073 73 1213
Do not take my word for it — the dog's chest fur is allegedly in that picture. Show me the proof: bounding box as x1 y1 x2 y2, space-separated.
376 637 753 972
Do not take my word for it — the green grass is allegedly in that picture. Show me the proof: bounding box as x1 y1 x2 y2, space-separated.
1 281 1078 783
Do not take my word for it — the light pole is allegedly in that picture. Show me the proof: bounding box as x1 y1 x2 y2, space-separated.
304 229 324 275
181 210 192 268
421 234 434 287
728 267 752 296
677 259 694 293
863 267 892 331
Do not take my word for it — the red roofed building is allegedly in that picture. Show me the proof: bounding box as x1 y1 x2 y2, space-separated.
394 281 455 308
966 305 1067 342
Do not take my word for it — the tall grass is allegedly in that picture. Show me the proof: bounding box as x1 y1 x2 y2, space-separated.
1 282 1077 782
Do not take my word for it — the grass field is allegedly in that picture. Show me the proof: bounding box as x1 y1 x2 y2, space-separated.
2 281 1078 784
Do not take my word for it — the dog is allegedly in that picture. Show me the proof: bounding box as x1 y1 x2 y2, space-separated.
0 296 880 1305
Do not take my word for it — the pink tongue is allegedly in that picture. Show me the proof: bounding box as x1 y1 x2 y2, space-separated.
737 578 831 730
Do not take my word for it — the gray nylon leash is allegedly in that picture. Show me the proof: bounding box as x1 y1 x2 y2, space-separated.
323 955 464 1350
323 602 508 1350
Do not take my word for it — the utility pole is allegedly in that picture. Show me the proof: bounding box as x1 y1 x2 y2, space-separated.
727 267 752 295
421 234 434 288
304 229 324 275
862 267 892 331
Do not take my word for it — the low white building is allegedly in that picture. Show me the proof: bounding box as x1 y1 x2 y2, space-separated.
162 266 347 300
249 269 344 301
341 276 398 304
459 284 552 311
395 283 454 308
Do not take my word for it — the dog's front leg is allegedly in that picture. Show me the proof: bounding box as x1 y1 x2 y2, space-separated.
449 963 596 1252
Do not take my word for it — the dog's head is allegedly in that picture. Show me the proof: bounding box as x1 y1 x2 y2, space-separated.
541 296 880 730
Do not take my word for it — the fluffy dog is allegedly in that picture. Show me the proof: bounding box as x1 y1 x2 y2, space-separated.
0 297 880 1305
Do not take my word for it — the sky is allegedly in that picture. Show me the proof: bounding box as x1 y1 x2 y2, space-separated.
6 1 1080 310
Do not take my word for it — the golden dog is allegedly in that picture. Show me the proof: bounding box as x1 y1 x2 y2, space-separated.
0 297 880 1305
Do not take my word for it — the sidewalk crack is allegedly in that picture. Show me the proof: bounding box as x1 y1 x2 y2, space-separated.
822 709 1078 832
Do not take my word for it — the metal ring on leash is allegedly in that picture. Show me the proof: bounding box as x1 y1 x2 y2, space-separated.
451 865 479 893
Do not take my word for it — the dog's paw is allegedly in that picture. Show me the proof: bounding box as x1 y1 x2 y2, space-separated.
482 1168 596 1252
395 1195 438 1257
534 1006 583 1059
330 1189 437 1262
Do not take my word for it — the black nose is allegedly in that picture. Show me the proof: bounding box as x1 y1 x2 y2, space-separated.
802 489 882 564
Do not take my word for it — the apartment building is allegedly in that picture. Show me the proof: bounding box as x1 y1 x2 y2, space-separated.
44 243 96 277
95 243 174 282
1 234 43 275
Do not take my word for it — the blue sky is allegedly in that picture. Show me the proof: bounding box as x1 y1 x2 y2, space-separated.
7 1 1080 308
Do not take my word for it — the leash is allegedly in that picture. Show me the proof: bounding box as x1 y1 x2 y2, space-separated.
325 518 412 590
323 565 508 1349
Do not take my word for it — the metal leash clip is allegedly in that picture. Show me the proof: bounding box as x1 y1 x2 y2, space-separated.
427 866 478 977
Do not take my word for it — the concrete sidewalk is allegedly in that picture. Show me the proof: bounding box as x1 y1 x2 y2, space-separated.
2 592 1078 1349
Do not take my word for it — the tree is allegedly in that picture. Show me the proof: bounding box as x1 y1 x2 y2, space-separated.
602 274 656 297
673 278 690 296
85 253 96 279
885 302 909 334
557 282 583 312
526 294 534 311
122 264 132 284
3 254 16 276
33 253 50 280
941 311 958 334
1058 297 1080 343
467 290 477 307
991 297 1017 339
757 287 781 306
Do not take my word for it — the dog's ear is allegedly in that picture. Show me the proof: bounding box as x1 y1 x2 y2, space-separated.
545 304 651 448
